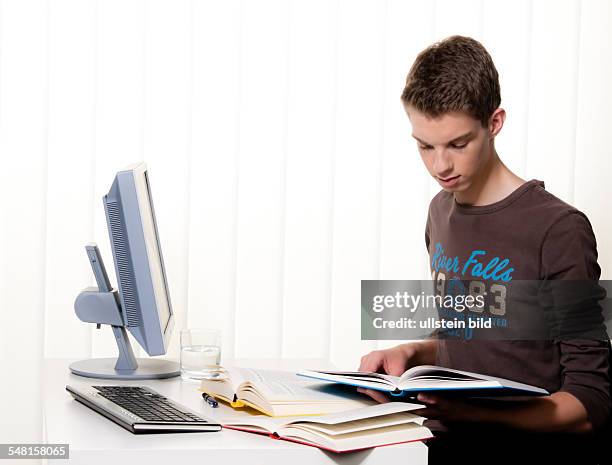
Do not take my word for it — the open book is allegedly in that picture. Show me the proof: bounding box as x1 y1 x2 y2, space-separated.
200 367 374 417
222 402 433 453
298 365 549 397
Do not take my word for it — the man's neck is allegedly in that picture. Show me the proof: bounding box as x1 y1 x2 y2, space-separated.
454 152 525 206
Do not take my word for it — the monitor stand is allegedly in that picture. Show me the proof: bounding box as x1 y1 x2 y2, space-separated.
69 326 180 380
70 244 180 380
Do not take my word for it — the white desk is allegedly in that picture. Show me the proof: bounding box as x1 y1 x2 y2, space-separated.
41 358 428 465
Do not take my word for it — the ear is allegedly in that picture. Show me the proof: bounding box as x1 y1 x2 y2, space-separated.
488 108 506 138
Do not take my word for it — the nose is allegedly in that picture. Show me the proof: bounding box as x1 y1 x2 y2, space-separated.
432 150 453 177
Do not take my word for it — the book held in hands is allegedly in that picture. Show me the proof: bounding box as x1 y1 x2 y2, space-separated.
297 365 549 397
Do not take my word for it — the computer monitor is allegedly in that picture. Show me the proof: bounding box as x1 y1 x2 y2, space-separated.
69 163 179 379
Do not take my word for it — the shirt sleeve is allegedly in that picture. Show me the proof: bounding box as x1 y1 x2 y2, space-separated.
541 211 611 431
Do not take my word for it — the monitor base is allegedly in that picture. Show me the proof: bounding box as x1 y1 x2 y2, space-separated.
69 358 180 380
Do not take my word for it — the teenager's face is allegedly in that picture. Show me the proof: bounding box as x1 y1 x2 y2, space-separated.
405 106 493 193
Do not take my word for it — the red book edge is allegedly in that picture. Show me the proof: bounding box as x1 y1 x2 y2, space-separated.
222 425 434 454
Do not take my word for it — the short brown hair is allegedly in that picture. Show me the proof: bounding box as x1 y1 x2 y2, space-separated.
401 35 500 127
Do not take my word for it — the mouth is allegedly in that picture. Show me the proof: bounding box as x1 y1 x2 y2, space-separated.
437 175 461 187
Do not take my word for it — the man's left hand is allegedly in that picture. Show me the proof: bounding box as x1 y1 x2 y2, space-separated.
412 393 487 423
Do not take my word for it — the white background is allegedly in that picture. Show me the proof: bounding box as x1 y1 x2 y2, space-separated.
0 0 611 444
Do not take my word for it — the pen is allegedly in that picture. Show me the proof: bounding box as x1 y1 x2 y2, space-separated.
202 393 218 408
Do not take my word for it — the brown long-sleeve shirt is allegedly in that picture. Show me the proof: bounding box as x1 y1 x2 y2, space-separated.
424 179 611 432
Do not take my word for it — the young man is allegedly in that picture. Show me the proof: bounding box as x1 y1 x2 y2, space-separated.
358 35 611 463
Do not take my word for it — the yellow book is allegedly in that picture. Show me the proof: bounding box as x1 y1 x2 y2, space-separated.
200 367 374 417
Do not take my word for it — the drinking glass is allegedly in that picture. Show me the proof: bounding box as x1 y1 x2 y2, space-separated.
180 329 223 381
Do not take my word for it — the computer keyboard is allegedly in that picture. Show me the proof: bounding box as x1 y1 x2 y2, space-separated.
66 385 221 434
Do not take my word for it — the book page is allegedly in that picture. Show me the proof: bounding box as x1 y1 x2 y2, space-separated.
397 365 548 395
310 370 396 380
235 367 367 403
285 402 425 426
279 422 432 453
199 366 248 401
297 370 399 391
225 402 425 433
399 365 481 384
222 416 283 434
285 412 425 436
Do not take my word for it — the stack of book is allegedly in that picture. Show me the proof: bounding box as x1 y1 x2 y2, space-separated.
199 367 433 453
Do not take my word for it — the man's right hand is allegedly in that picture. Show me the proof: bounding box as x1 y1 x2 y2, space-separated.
357 341 437 403
356 344 420 403
358 344 418 375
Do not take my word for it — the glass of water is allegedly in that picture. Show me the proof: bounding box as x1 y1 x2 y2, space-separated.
180 328 222 381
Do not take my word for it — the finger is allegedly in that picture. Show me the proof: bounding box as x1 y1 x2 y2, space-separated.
357 388 389 404
382 355 408 377
413 406 441 419
417 393 439 405
424 394 457 411
359 353 383 373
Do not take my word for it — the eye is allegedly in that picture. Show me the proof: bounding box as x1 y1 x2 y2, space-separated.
451 142 468 149
418 145 433 151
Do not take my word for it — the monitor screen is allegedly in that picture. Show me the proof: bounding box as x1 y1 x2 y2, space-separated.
133 167 172 334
